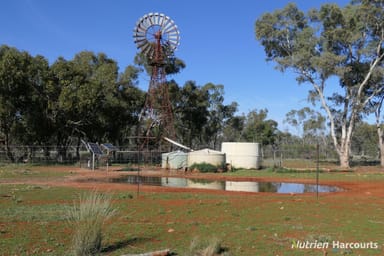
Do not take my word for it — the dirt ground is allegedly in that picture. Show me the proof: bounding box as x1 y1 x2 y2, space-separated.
2 165 384 255
3 165 384 198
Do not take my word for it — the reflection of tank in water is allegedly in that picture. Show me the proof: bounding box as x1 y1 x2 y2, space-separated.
225 181 259 192
187 179 225 190
258 182 279 192
161 177 188 187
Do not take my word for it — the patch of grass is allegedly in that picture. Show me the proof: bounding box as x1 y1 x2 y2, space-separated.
0 164 71 179
66 190 117 256
190 162 219 173
0 185 81 255
188 236 229 256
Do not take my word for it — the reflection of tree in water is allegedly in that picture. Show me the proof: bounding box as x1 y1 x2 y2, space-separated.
112 175 162 186
303 184 316 193
303 184 340 193
258 182 280 192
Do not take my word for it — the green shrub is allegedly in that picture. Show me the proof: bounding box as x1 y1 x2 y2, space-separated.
66 190 116 256
189 162 219 173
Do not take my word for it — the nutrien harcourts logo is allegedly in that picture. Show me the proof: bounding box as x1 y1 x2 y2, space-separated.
291 240 379 250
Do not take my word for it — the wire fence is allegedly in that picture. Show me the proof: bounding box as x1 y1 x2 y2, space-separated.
0 145 162 167
0 144 380 169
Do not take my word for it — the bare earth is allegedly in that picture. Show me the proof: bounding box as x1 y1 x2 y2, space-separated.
3 166 384 198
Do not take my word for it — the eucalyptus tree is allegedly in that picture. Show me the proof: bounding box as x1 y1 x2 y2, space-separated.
372 92 384 166
49 56 82 156
200 83 239 150
0 45 26 160
242 109 278 146
114 65 145 145
222 114 245 142
0 45 52 161
174 81 209 149
284 107 326 144
60 51 121 142
50 51 139 159
352 122 378 159
16 54 53 162
255 1 384 168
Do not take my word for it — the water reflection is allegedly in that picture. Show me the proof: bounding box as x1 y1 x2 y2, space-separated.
109 176 341 194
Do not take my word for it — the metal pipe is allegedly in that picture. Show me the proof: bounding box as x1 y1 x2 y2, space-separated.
163 137 193 151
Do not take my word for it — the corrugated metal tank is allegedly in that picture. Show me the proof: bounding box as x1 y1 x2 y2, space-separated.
161 151 188 170
187 148 225 168
221 142 262 169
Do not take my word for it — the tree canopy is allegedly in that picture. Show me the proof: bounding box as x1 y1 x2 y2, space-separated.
255 0 384 168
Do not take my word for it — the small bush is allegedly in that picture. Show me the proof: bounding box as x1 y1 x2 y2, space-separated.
188 236 229 256
66 190 116 256
189 162 219 173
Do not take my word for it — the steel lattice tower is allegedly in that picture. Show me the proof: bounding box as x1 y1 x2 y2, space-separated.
133 13 180 148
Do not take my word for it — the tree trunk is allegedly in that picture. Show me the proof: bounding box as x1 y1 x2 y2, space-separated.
375 99 384 168
4 131 15 163
380 142 384 167
377 125 384 167
339 150 350 169
336 127 352 169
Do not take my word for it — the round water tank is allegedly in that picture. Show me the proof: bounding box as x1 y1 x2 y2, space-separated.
221 142 262 169
161 151 188 170
187 148 225 169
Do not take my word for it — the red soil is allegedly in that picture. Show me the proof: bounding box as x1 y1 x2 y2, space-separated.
2 165 384 198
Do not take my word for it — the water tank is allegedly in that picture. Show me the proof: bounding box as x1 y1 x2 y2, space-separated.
187 148 225 169
161 151 188 170
221 142 262 169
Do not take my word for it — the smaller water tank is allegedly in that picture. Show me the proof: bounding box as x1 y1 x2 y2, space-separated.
187 148 225 169
221 142 262 169
161 151 188 170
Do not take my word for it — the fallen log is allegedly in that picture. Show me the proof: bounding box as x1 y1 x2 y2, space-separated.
121 249 171 256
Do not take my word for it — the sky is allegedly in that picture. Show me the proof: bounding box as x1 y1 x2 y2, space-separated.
1 0 352 132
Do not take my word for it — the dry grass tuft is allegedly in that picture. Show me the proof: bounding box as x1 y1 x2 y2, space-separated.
66 190 116 256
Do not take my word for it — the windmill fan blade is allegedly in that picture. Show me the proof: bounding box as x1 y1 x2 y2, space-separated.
133 12 180 55
134 38 147 45
141 42 152 53
136 40 149 50
153 12 160 25
159 13 166 26
148 13 154 25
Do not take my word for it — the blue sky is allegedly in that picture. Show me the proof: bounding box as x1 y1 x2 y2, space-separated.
1 0 351 131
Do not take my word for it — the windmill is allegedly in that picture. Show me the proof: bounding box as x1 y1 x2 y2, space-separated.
133 13 180 148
